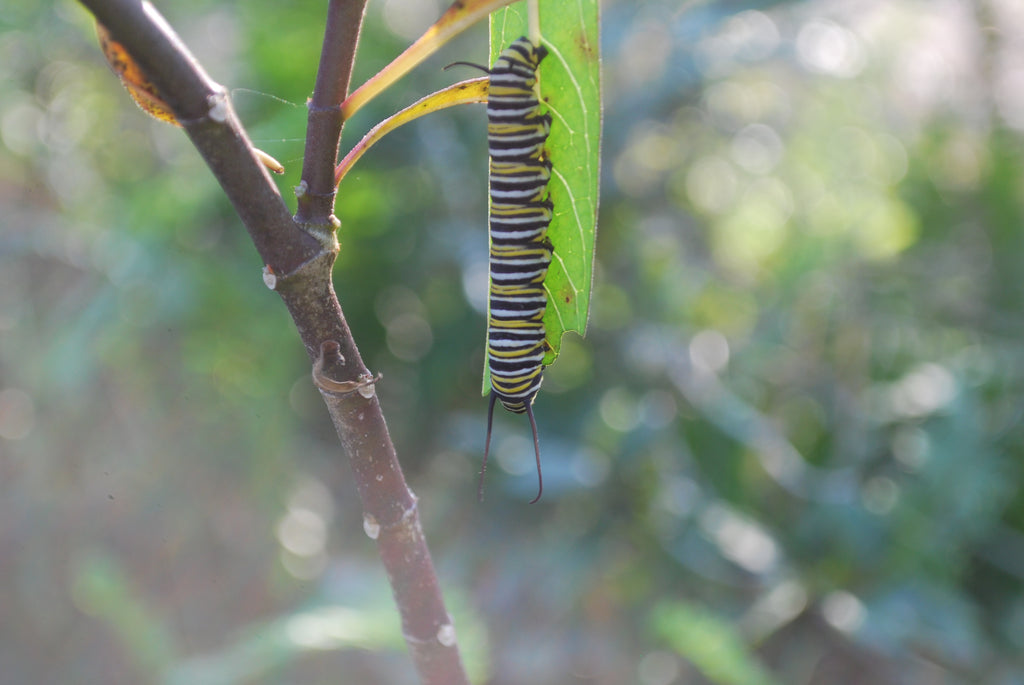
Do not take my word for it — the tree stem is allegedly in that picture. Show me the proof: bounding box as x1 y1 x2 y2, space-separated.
77 1 470 682
296 0 366 223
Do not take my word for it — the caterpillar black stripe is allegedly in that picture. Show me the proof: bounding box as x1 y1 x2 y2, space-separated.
480 37 552 503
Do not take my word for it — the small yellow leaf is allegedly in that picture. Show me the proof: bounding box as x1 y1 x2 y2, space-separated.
336 77 488 185
340 0 517 121
96 21 180 126
254 148 285 175
97 21 284 175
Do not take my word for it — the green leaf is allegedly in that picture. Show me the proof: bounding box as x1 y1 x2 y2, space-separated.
165 604 405 685
652 601 784 685
489 0 601 371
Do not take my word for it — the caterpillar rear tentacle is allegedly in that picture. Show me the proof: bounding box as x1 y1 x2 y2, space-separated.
479 392 497 503
479 392 544 504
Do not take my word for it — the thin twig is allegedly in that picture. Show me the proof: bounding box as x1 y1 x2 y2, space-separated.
297 0 367 224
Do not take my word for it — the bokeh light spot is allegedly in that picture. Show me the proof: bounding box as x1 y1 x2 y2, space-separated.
638 650 680 685
703 81 761 129
862 476 900 515
277 507 327 558
656 476 699 518
1 97 43 157
571 448 610 487
889 363 956 417
461 259 488 314
640 389 678 429
386 313 433 362
599 387 640 432
614 122 681 197
382 0 439 41
695 10 780 77
376 286 434 362
796 19 865 78
742 580 808 640
495 434 537 476
854 196 919 259
822 590 867 633
712 191 791 274
700 503 778 574
684 155 738 214
730 123 783 174
689 330 730 374
892 427 929 471
618 19 673 87
286 608 365 650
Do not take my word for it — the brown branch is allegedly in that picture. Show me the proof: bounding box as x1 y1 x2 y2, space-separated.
296 0 366 224
82 0 320 276
77 1 470 683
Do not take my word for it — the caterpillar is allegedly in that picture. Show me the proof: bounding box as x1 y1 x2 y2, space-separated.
477 37 553 503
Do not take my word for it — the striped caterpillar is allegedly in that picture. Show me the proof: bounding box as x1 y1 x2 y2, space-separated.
478 37 553 503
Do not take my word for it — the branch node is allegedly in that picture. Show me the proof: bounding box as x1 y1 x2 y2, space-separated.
295 178 338 203
378 496 419 533
304 187 340 201
363 514 381 540
402 614 456 647
206 91 228 122
295 214 341 251
402 630 433 646
364 497 418 540
308 102 343 115
436 622 457 647
262 265 278 290
313 340 383 396
356 373 380 398
267 247 337 291
175 86 229 127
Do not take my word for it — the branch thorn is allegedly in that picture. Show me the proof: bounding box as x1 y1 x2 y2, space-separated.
262 264 277 290
206 91 228 122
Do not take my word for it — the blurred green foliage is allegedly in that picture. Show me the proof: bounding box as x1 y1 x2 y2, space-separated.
2 0 1024 684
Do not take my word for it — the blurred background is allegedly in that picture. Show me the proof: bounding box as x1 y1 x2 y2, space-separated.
2 0 1024 683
